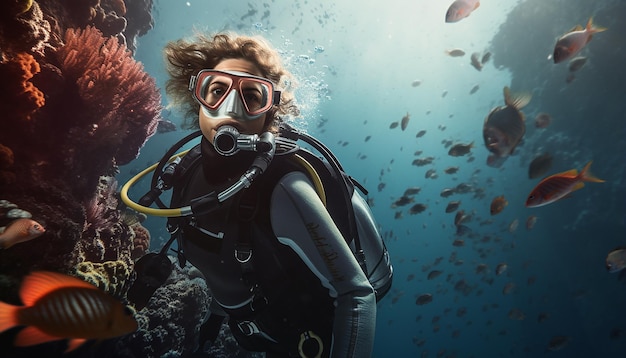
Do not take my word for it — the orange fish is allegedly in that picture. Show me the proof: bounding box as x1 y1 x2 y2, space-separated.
553 17 607 64
526 161 604 208
0 271 137 352
445 0 480 23
490 195 508 215
0 218 45 249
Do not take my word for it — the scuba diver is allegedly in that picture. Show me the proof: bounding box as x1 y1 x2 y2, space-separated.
121 32 392 357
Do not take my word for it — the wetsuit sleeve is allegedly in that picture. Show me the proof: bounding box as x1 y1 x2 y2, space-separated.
270 171 376 358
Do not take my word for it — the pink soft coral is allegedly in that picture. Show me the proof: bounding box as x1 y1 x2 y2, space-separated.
56 26 160 165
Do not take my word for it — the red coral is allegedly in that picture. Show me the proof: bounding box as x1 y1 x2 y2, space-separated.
0 53 45 121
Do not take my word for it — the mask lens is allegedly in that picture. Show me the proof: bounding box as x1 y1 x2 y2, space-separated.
239 79 270 114
195 71 274 117
202 74 233 108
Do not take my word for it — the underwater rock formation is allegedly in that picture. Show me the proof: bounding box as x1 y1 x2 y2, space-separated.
108 263 211 357
0 0 52 56
489 0 626 229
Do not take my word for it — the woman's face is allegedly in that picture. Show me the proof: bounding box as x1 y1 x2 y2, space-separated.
198 58 269 143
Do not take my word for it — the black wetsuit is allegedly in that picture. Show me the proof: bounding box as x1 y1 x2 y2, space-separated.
175 138 378 357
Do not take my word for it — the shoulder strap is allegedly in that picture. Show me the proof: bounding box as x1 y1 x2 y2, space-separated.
290 149 355 244
167 144 203 268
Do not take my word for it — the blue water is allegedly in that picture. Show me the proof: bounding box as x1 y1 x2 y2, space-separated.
120 0 626 356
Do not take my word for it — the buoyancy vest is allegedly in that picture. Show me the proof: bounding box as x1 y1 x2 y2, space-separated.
125 127 393 354
171 141 336 356
169 135 393 303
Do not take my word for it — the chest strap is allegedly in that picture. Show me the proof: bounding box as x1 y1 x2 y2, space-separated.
235 187 269 313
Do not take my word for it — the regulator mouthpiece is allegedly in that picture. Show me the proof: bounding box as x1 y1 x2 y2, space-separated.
213 125 273 156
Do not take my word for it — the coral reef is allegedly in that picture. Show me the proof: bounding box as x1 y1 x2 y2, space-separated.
0 2 163 357
0 1 242 357
75 259 132 299
71 176 136 299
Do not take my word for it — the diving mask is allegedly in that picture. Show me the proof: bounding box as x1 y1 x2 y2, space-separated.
189 69 281 121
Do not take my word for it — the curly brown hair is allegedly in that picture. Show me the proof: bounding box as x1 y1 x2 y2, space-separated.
163 32 300 131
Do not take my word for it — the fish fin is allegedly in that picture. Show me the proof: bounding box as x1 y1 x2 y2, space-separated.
65 338 88 352
503 86 532 109
554 168 579 178
586 17 607 34
0 238 11 249
569 25 583 33
579 161 605 183
571 181 585 192
20 271 97 306
0 301 19 333
14 326 61 347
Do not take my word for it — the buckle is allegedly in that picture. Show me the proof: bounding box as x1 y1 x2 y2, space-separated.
237 320 260 336
235 247 252 263
249 292 269 312
298 330 323 358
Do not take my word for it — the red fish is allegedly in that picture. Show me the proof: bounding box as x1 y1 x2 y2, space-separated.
445 0 480 23
0 271 137 352
0 218 45 249
553 17 607 64
525 161 604 208
490 195 508 215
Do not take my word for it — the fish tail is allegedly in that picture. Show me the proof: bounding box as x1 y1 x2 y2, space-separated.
579 161 605 183
586 17 607 33
0 301 19 333
503 86 532 109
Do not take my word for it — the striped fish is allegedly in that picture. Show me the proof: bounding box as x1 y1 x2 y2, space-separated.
525 161 605 208
0 271 137 352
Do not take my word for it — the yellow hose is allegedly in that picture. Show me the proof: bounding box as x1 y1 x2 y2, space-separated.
119 150 190 217
120 150 326 217
292 154 326 207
